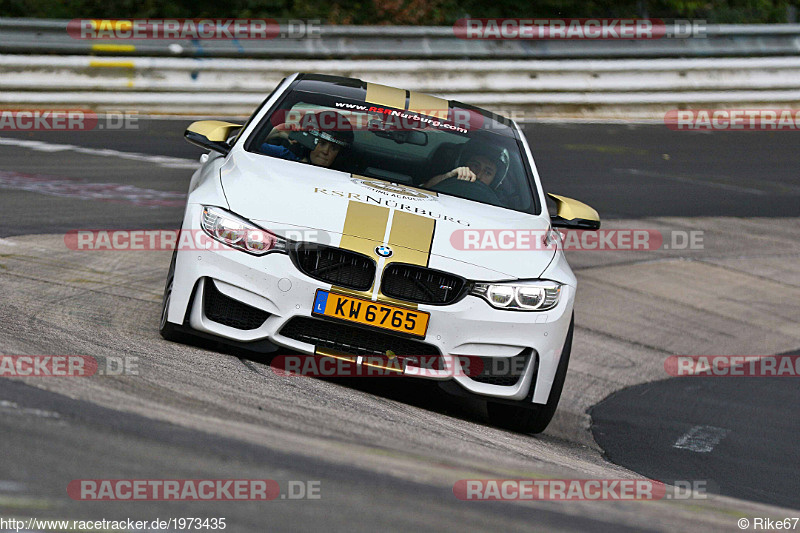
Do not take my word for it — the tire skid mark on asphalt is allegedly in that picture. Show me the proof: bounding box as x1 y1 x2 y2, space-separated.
575 324 674 356
0 268 160 306
614 168 781 196
579 261 745 317
0 250 165 302
580 260 800 340
695 256 800 290
573 256 690 272
1 243 161 277
238 358 261 372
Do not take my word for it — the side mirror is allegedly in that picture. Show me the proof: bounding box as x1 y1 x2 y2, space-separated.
184 121 243 155
548 193 601 230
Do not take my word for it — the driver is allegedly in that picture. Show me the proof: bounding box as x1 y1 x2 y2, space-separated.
422 140 507 189
261 110 354 168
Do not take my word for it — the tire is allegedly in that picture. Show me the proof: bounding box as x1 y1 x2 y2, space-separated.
159 249 187 342
487 314 574 434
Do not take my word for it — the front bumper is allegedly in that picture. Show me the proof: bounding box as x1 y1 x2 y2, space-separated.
167 204 575 404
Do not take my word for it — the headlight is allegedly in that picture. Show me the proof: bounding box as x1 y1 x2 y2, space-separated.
200 206 286 255
471 281 561 311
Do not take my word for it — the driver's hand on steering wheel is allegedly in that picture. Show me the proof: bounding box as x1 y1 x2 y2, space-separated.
268 122 301 144
446 166 477 182
422 165 477 189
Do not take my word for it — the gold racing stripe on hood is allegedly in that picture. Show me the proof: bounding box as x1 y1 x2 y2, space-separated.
333 201 436 309
373 210 436 309
365 83 407 110
335 201 389 299
340 201 389 244
386 210 436 268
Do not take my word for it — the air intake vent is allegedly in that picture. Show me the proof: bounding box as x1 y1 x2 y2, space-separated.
470 350 532 387
203 279 269 330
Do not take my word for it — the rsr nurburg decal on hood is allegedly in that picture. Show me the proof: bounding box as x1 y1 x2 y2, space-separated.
218 149 555 280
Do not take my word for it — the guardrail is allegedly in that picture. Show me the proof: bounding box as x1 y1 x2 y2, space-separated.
1 18 799 117
1 55 799 117
2 18 800 58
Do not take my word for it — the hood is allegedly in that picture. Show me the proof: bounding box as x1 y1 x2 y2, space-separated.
219 149 555 279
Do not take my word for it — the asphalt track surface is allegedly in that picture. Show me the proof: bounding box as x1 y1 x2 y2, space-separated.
0 119 798 530
591 370 800 510
1 120 799 238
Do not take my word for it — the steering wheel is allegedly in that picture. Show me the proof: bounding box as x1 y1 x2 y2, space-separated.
434 177 503 206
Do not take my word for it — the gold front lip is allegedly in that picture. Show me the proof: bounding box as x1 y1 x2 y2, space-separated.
361 356 404 373
314 347 358 364
312 349 406 374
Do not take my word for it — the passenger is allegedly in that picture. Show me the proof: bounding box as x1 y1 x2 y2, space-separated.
261 110 354 168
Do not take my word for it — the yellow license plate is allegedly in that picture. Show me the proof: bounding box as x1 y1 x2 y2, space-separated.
312 290 429 338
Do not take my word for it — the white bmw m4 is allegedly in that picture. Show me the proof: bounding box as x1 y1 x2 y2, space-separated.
160 73 600 433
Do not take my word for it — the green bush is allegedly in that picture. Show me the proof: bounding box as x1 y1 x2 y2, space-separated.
0 0 794 24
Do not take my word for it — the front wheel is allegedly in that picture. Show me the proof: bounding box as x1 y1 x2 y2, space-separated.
487 315 574 434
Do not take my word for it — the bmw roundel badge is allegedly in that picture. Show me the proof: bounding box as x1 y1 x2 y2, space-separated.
375 245 393 258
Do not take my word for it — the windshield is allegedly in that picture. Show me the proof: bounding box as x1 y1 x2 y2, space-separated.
246 88 539 214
